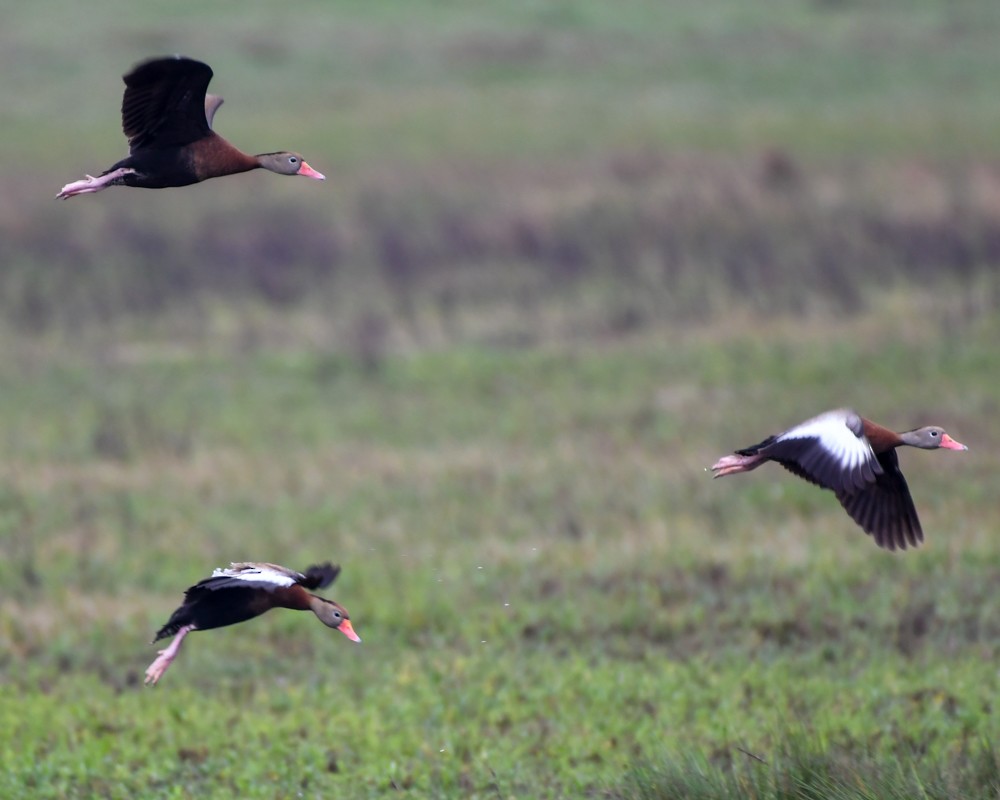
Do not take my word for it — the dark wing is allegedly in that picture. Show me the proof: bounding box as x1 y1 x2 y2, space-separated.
746 435 879 495
736 433 832 487
742 410 881 494
121 56 214 152
299 562 341 590
763 437 843 490
179 575 253 603
835 449 923 551
181 564 302 597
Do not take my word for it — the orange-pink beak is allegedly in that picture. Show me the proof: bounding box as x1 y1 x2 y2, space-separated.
338 619 361 642
940 433 968 451
296 161 326 180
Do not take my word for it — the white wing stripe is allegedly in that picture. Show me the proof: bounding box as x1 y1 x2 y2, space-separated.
210 565 298 587
776 409 876 473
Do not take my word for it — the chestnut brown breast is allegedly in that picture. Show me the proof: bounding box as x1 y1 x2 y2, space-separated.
860 418 904 452
190 134 259 181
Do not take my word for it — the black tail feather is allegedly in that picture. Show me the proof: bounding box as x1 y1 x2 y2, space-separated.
151 606 195 643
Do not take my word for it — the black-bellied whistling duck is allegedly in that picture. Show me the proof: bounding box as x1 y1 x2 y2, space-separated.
57 55 325 199
144 562 359 686
710 409 967 550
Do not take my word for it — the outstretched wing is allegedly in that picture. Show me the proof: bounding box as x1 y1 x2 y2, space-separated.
836 449 923 550
750 409 882 494
182 562 305 599
121 55 214 152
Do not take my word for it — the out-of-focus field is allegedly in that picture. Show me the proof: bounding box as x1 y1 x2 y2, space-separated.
2 1 1000 798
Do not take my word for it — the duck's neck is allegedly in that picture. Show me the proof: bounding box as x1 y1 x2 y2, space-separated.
306 594 331 617
193 135 259 179
861 418 904 452
273 584 313 611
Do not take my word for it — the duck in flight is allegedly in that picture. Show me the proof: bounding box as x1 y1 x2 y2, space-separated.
145 561 359 686
711 409 967 550
57 55 325 199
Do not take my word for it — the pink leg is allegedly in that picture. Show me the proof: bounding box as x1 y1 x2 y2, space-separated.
710 453 765 478
56 167 136 200
144 624 195 686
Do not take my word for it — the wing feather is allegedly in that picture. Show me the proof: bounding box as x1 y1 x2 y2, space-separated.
186 562 305 595
757 409 881 494
121 56 214 152
836 449 923 550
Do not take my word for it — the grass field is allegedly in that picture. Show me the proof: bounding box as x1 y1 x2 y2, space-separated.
3 1 1000 798
1 313 998 798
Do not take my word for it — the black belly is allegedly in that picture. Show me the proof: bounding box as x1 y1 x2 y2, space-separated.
154 587 268 641
108 148 200 189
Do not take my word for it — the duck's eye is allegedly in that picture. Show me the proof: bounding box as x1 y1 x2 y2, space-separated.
931 430 939 437
333 610 342 620
289 156 298 164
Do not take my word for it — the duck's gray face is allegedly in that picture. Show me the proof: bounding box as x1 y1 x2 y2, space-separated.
315 599 361 642
257 151 325 179
906 426 967 450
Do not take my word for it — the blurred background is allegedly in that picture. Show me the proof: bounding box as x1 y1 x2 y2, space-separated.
3 1 1000 798
7 0 1000 347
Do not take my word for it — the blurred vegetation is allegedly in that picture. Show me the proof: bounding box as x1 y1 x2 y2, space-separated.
4 0 1000 348
9 156 1000 344
3 0 1000 798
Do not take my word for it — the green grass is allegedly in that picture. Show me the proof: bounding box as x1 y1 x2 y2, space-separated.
1 311 999 798
618 737 1000 799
